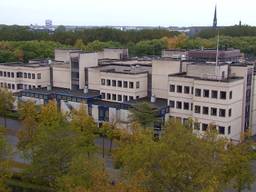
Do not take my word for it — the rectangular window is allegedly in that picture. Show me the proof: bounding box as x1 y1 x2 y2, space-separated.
228 126 231 134
107 93 111 100
203 106 209 115
11 72 14 78
24 73 27 78
107 79 111 86
220 91 226 100
203 89 209 98
169 84 175 92
101 92 106 99
129 96 134 101
11 84 15 90
123 95 128 102
32 73 35 79
136 81 140 89
124 81 128 88
195 88 201 97
4 72 6 77
184 102 189 110
177 85 182 93
211 90 218 99
183 118 188 125
17 84 23 89
184 86 190 94
219 109 226 117
219 126 225 135
229 109 232 117
202 123 208 131
211 107 217 116
176 101 182 109
7 72 10 78
118 95 122 101
194 122 200 130
37 73 41 79
112 94 116 100
169 100 175 108
112 80 116 87
28 73 31 79
101 79 105 85
129 82 134 89
195 105 201 114
118 80 122 87
8 84 11 89
191 87 194 94
229 91 232 99
0 71 2 76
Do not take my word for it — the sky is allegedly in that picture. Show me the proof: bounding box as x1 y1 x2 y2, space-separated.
0 0 255 27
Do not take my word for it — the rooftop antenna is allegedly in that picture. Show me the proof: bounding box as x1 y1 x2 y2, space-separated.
215 30 220 78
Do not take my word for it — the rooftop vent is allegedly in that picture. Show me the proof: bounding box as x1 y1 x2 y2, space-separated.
47 85 52 91
151 95 156 103
84 86 88 94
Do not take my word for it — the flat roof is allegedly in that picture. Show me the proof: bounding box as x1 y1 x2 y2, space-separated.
92 63 151 75
0 62 50 68
128 97 168 110
90 99 129 109
21 87 100 99
168 72 243 83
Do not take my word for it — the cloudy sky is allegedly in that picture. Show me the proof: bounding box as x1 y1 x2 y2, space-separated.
0 0 254 27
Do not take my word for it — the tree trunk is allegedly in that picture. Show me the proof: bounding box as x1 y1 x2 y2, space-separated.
109 139 113 153
102 136 105 158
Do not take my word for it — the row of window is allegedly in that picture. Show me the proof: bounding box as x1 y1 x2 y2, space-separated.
101 92 139 102
169 84 232 100
169 100 232 117
194 122 231 135
101 79 140 89
0 71 41 79
0 82 41 90
171 116 231 135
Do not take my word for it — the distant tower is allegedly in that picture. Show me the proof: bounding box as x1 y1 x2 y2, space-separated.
45 19 53 28
213 5 217 28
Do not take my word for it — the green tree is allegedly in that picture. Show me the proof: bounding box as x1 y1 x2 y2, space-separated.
0 127 12 192
129 102 159 128
70 104 97 157
102 121 121 153
56 155 109 192
0 89 14 128
74 39 86 50
114 120 255 192
17 101 38 153
223 141 256 192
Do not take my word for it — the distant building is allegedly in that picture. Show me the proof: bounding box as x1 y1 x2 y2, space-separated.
2 48 256 142
187 49 242 62
45 19 53 28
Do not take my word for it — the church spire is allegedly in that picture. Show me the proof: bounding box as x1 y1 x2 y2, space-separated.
213 5 217 28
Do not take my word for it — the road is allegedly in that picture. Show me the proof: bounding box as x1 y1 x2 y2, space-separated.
1 117 255 191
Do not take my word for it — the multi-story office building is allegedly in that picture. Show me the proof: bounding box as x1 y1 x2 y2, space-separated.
2 48 255 142
0 61 50 92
